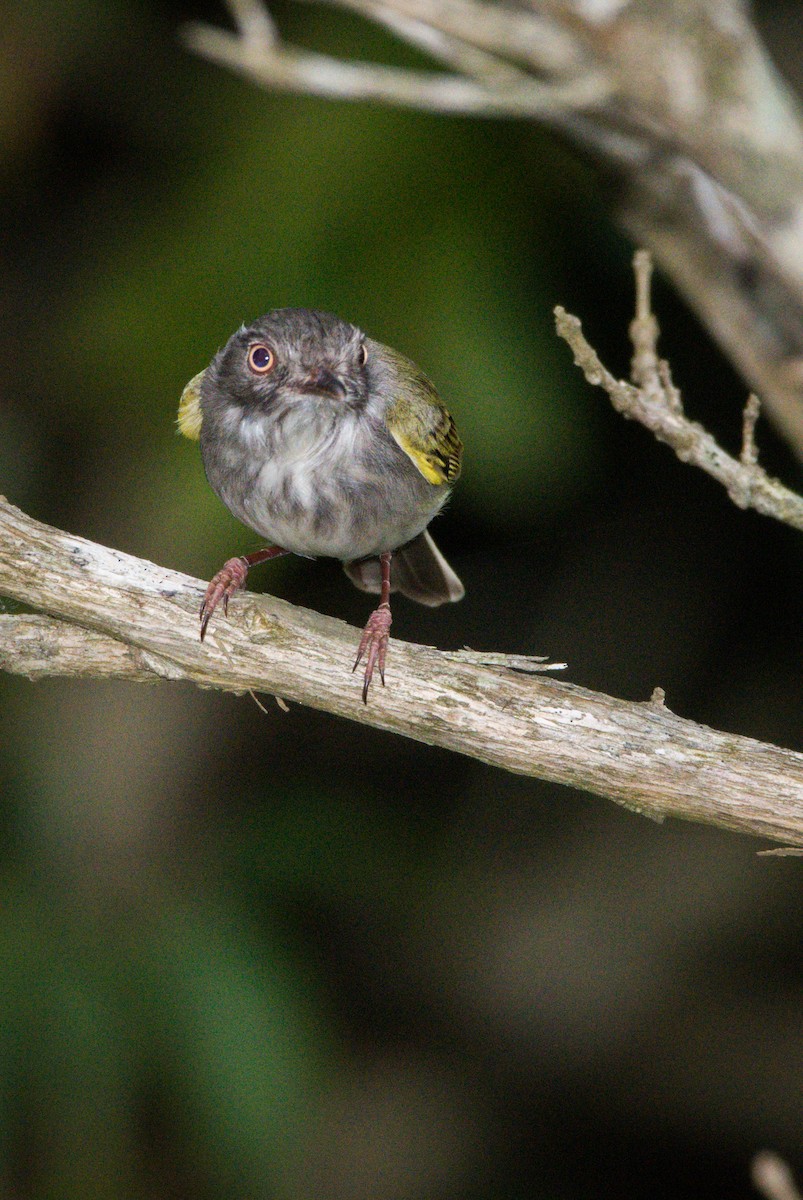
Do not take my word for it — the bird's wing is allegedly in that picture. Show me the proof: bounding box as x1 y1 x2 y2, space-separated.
385 379 463 487
177 369 205 440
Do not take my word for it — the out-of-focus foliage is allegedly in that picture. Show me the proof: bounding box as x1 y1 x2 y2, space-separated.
0 1 801 1198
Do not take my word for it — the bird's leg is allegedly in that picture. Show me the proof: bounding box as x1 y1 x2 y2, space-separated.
353 550 393 703
200 546 288 641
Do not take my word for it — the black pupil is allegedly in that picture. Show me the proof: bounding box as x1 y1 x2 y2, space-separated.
251 346 270 369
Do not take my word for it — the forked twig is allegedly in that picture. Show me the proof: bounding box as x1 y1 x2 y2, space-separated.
555 252 803 533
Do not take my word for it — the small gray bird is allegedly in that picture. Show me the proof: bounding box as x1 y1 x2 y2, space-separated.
178 308 464 700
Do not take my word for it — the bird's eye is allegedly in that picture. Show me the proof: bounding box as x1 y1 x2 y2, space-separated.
247 344 275 374
357 342 368 367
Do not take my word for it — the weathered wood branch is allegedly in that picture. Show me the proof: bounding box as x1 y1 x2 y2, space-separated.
184 0 803 459
2 498 802 847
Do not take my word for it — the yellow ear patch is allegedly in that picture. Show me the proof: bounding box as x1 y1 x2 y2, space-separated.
177 369 205 440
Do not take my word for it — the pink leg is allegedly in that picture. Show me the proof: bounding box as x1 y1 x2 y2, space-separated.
353 550 393 703
199 546 288 641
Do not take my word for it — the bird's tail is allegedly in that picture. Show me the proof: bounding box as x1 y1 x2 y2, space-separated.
344 530 464 607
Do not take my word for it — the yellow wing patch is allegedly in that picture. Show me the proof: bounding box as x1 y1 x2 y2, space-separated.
389 408 462 487
379 344 463 487
177 369 205 440
391 429 450 485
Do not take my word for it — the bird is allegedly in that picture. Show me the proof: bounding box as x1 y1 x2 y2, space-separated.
178 307 463 701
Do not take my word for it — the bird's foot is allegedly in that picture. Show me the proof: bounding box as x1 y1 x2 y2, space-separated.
353 602 392 703
200 556 250 641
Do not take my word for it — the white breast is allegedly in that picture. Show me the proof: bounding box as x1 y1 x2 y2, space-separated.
219 404 445 561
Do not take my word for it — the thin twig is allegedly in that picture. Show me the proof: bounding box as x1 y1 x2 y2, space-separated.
439 649 567 673
1 499 803 847
334 0 537 90
628 248 661 395
741 394 761 466
554 253 803 532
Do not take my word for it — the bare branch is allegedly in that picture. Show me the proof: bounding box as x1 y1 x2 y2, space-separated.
225 0 279 47
181 13 606 118
2 498 803 847
554 252 803 533
0 614 176 683
335 0 548 90
752 1154 803 1200
0 615 566 684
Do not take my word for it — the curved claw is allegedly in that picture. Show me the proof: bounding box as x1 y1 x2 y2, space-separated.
353 602 392 703
199 556 250 641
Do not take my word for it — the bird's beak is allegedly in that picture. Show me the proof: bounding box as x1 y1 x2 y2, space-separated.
300 367 348 400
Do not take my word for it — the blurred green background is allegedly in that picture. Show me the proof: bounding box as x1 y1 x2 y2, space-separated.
1 1 801 1196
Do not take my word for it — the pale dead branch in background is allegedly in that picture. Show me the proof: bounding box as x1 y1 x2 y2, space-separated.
184 0 803 458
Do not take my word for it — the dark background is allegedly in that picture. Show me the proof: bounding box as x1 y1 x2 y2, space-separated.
0 2 801 1196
